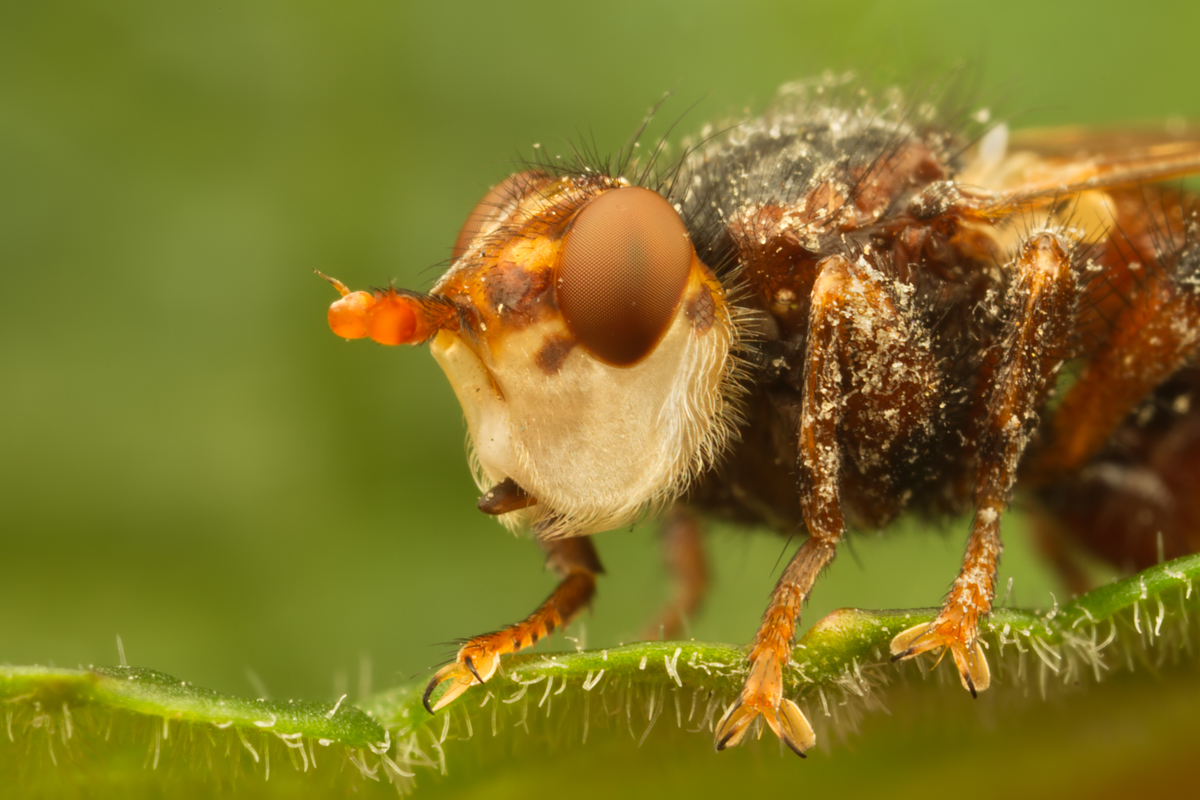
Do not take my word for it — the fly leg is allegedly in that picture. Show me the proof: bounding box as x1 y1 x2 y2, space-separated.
1026 232 1200 481
1028 223 1200 574
1035 368 1200 572
642 506 709 641
423 537 603 713
716 253 939 755
891 232 1080 693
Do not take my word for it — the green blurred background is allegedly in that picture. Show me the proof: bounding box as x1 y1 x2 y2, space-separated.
2 0 1198 794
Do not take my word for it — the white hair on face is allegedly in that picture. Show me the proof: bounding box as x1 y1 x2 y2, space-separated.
439 288 750 540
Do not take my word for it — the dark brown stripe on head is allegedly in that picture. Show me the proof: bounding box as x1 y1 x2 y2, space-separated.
535 334 577 375
483 261 534 312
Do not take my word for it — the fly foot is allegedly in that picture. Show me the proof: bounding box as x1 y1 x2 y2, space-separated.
713 654 815 756
890 611 990 696
422 635 504 713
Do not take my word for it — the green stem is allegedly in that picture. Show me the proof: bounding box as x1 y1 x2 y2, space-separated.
3 554 1196 795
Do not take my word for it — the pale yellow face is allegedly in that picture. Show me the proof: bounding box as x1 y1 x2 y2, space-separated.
432 269 737 538
426 175 745 538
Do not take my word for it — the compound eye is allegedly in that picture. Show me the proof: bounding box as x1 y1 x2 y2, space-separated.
452 171 543 260
556 187 694 366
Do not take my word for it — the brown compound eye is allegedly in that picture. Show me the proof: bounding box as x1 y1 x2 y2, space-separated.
452 171 544 260
556 187 694 366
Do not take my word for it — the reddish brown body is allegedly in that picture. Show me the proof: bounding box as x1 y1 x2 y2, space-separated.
688 135 1200 568
321 80 1200 755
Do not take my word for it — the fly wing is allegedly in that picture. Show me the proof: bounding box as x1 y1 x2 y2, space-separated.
954 123 1200 221
1008 124 1200 159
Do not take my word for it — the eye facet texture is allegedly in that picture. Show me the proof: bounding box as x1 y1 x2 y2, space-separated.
557 187 694 366
452 171 541 260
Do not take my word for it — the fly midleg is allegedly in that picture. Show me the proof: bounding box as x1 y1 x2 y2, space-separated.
642 506 709 641
892 231 1081 693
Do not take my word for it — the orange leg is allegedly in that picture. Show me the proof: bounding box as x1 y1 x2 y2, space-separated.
423 537 603 713
717 254 939 755
714 538 833 755
643 506 710 641
1027 243 1200 482
1035 368 1200 575
892 232 1079 692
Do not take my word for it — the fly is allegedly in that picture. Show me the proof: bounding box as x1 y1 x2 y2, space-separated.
319 76 1200 756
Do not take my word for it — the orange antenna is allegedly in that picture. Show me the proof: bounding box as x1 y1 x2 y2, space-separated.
315 270 452 345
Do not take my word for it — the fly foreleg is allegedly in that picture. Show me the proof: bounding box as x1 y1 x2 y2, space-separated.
716 252 939 755
423 537 603 713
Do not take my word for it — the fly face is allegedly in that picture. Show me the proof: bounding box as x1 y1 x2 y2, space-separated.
323 170 743 539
